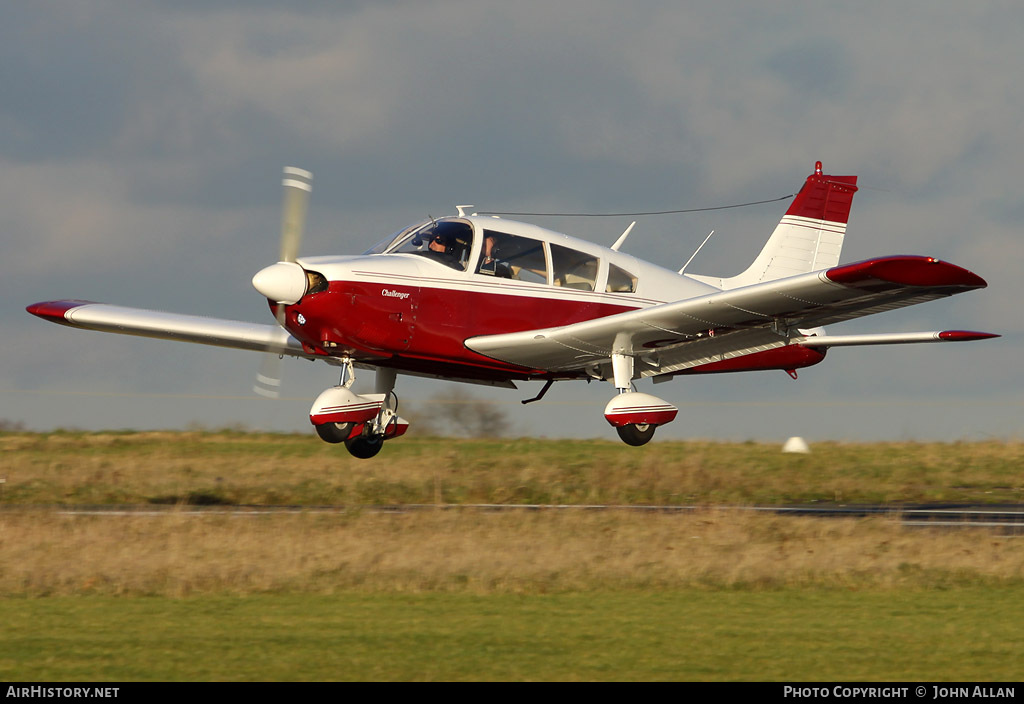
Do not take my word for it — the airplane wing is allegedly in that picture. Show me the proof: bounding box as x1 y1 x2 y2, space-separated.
465 255 996 378
26 300 316 360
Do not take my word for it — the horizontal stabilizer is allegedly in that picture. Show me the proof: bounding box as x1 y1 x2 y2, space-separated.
796 330 999 347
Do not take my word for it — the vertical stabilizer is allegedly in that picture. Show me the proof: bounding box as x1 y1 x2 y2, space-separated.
691 162 858 290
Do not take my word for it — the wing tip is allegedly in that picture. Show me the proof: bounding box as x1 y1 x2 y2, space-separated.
938 330 1000 342
826 256 988 289
26 300 97 323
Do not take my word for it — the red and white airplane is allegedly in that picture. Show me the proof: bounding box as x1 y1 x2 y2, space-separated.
28 162 996 458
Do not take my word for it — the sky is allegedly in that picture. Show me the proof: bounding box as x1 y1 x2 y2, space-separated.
2 1 1021 443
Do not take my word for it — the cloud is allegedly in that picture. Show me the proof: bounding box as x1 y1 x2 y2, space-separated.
0 159 256 280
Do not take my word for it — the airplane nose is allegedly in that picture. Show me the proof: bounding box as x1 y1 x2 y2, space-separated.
252 261 307 304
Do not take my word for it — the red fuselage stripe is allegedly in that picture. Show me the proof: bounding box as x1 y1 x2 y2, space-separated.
279 280 640 377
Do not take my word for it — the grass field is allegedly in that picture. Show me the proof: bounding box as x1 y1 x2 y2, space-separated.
1 431 1022 680
2 431 1022 505
2 510 1023 596
2 589 1022 681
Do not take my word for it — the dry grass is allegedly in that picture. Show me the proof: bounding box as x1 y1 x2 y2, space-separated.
3 431 1021 596
2 509 1022 596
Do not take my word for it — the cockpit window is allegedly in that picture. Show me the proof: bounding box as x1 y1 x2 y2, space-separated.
362 221 428 255
606 263 637 293
391 219 474 271
551 244 599 291
476 230 548 284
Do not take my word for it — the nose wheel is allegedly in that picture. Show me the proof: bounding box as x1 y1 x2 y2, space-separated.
309 365 409 459
315 422 352 444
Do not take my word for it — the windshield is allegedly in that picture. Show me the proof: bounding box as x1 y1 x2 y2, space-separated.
362 221 431 255
387 219 475 271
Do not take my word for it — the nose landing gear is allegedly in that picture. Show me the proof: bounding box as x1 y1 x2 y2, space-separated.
309 362 408 459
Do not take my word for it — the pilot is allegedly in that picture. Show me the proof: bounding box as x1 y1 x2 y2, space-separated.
425 230 469 270
428 232 450 256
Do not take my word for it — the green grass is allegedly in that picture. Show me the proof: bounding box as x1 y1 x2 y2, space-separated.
3 431 1021 681
2 431 1022 505
2 589 1021 681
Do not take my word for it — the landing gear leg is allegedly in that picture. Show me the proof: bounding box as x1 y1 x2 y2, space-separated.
338 357 356 388
611 352 633 394
370 367 398 436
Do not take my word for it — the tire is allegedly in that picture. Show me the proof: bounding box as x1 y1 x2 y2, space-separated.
616 423 656 447
345 435 384 459
315 422 352 444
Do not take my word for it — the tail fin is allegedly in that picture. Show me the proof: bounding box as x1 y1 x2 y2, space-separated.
691 162 858 290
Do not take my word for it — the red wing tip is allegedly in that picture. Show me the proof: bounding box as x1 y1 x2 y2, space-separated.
938 330 1000 341
26 300 97 321
826 256 988 288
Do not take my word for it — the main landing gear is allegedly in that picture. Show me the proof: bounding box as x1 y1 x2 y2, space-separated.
603 353 678 446
309 361 408 459
615 423 656 447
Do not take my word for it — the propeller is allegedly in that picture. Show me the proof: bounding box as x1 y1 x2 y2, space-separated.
279 166 313 263
253 167 313 398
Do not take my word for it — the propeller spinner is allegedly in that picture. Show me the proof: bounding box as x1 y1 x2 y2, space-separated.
251 261 307 305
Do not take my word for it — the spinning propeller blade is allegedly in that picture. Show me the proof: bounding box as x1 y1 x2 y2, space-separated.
253 352 284 399
280 166 312 263
253 166 313 399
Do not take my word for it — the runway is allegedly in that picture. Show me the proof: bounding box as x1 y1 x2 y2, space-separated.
12 502 1023 534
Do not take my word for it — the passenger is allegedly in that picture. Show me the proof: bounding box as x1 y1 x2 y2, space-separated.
478 233 501 275
482 233 496 265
